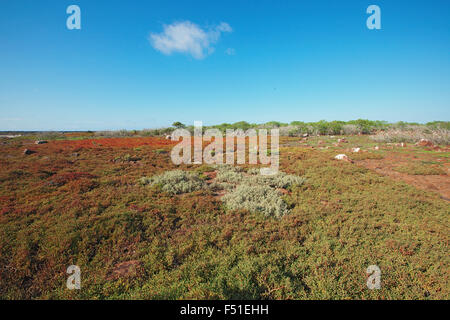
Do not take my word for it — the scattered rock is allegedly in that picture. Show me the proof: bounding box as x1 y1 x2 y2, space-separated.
416 139 434 147
23 149 34 155
352 147 361 153
374 146 380 150
338 138 348 143
302 133 309 137
334 154 353 163
35 140 48 145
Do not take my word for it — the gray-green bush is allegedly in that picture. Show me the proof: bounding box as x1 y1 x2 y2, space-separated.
139 170 206 195
221 184 290 218
371 128 450 145
213 165 306 218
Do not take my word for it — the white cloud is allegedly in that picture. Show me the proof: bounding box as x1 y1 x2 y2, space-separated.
225 48 236 55
150 21 232 59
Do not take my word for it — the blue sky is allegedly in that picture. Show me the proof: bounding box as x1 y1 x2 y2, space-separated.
0 0 449 130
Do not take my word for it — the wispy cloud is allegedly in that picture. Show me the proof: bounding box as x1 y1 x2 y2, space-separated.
225 48 236 55
149 21 232 59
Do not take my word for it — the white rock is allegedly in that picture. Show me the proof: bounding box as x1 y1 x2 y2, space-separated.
352 147 361 153
335 154 348 160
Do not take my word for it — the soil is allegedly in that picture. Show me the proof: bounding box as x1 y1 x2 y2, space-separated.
355 151 450 200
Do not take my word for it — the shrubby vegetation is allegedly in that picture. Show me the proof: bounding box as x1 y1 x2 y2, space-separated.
139 166 306 218
212 165 306 218
97 128 173 137
371 127 450 145
222 184 290 218
95 129 136 137
246 168 306 189
215 165 245 184
139 170 206 195
0 134 448 299
172 120 449 138
6 120 448 140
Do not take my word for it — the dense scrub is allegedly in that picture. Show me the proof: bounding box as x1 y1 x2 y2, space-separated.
0 135 448 299
371 128 450 145
4 120 448 139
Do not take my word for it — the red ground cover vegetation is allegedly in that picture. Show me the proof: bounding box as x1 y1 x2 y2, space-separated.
0 135 448 299
52 137 177 150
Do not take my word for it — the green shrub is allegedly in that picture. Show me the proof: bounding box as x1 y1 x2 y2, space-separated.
213 165 306 218
222 184 290 218
139 170 206 195
94 129 135 137
214 165 245 184
36 131 65 140
426 121 450 130
247 169 306 189
342 124 359 135
371 128 450 145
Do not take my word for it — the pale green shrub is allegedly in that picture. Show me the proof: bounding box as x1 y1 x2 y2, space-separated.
139 170 206 195
36 131 64 140
215 166 306 218
222 185 289 218
214 165 244 184
342 124 359 135
246 168 260 175
371 128 450 145
140 166 305 218
94 129 135 137
247 169 306 189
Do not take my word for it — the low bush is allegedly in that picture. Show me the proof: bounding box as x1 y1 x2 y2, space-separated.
95 130 136 137
215 165 244 184
342 124 359 135
36 131 65 140
213 165 306 218
371 128 450 145
247 168 306 189
222 184 290 218
139 170 206 195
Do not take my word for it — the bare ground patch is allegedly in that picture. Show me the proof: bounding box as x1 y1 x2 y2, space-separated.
355 151 450 200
